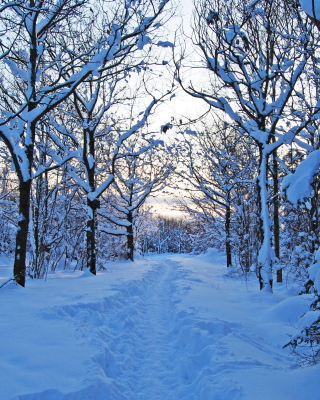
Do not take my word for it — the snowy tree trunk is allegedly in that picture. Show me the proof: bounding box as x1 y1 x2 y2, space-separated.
13 33 37 285
257 145 274 291
272 146 282 282
33 155 50 279
33 201 40 275
86 127 97 275
13 21 38 285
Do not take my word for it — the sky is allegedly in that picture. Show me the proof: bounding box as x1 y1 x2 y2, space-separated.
145 0 204 217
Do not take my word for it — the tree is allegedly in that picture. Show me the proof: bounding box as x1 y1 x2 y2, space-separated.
29 165 87 277
172 118 256 268
0 0 172 285
176 0 319 291
100 135 173 261
48 0 174 274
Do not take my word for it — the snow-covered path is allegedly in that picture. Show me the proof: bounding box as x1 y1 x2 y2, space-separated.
1 252 320 400
125 262 177 397
113 260 180 399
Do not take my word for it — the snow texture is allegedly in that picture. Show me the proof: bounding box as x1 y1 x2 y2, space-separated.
282 150 320 205
0 250 319 399
137 35 151 50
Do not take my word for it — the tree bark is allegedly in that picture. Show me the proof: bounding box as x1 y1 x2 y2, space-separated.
226 202 232 267
126 210 134 262
85 126 97 275
14 179 32 287
272 148 282 282
86 199 97 275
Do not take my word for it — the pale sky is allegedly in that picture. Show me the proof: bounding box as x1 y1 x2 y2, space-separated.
146 0 207 218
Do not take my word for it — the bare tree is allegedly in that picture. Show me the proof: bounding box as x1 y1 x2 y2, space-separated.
176 0 319 291
0 0 172 285
100 135 173 261
171 118 257 268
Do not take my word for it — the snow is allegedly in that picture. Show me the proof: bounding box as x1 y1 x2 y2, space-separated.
282 150 320 205
308 251 320 293
297 310 320 331
3 59 28 81
225 25 240 44
137 35 151 50
157 41 174 48
0 250 319 400
300 0 320 20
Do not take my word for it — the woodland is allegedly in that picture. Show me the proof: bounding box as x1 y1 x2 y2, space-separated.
1 0 320 367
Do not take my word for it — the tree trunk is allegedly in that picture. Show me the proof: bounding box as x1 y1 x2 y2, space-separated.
257 145 273 291
33 168 49 278
273 148 282 283
33 201 40 277
14 179 32 287
226 202 232 267
87 199 97 275
85 127 97 275
13 27 37 286
126 211 134 262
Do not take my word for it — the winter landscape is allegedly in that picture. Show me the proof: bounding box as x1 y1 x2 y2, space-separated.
1 0 320 398
0 250 319 400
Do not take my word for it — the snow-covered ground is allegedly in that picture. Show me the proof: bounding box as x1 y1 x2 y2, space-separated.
0 250 319 400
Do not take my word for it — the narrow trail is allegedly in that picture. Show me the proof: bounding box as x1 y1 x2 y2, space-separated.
104 259 183 399
125 261 179 399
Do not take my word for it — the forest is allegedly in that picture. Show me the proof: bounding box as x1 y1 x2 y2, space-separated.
0 0 320 374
